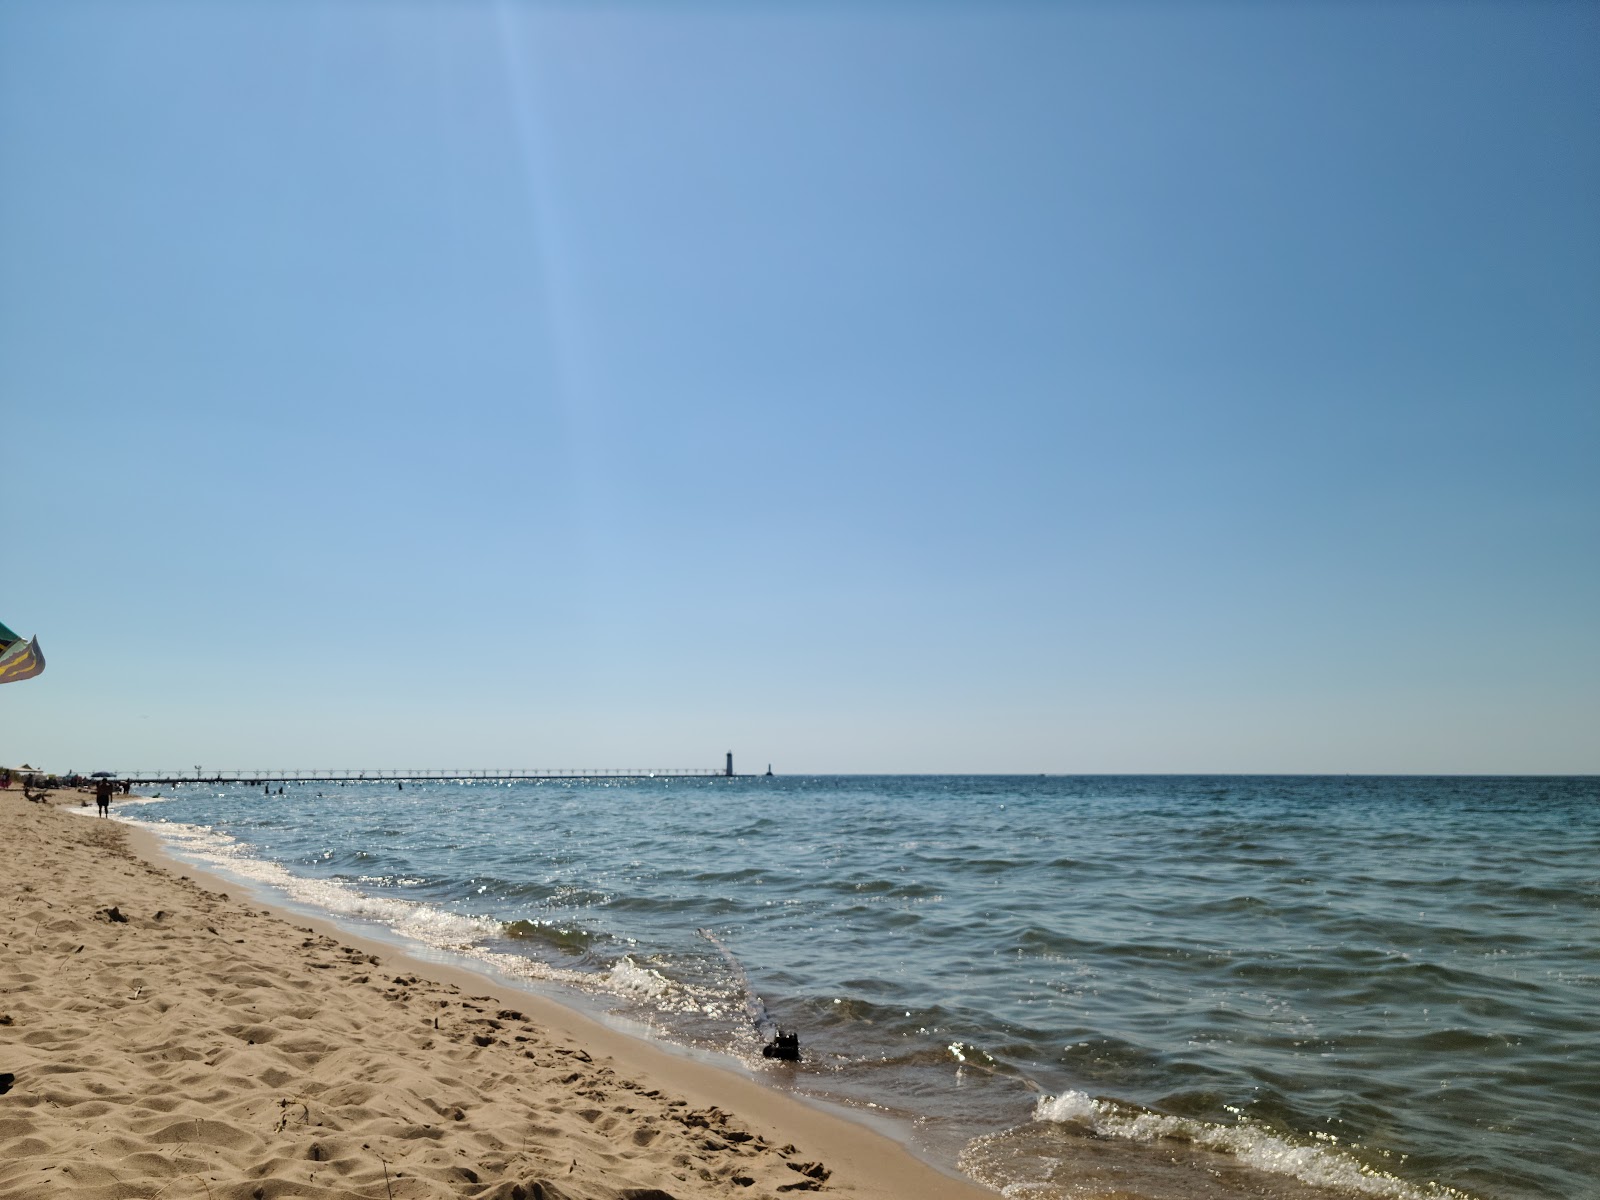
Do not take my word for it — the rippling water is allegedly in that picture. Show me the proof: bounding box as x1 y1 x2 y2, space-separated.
119 775 1599 1200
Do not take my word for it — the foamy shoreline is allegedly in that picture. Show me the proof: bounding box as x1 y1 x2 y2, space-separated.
1 791 992 1200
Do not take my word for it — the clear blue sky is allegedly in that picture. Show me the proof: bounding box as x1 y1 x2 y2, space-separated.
2 1 1596 774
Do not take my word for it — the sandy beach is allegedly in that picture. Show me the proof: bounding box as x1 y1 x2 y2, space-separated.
0 792 991 1200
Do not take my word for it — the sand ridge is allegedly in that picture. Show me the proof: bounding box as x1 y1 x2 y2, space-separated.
0 794 991 1200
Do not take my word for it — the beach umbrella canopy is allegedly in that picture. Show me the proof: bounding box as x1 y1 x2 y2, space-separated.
0 619 44 684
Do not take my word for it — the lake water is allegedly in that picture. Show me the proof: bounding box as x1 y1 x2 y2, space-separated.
119 775 1599 1200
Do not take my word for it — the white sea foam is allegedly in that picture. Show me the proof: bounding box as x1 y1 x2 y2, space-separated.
1029 1090 1473 1200
138 818 498 949
124 819 736 1036
128 816 715 1019
607 956 673 998
459 946 598 991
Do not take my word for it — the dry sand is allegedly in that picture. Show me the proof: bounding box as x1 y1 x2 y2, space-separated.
1 792 993 1200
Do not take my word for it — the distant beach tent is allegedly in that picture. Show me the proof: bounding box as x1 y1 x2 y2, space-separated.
0 619 44 684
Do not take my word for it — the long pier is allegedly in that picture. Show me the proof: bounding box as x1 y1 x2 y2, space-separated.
119 768 732 786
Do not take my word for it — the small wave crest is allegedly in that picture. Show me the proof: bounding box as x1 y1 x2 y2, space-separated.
131 817 737 1027
1004 1090 1475 1200
138 818 498 949
502 919 601 954
607 956 673 998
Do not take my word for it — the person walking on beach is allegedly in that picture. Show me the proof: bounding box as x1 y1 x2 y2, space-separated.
94 777 112 817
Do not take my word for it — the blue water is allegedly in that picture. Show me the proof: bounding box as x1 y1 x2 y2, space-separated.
121 775 1599 1200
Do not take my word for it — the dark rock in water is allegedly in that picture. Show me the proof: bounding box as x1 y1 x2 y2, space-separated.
762 1030 800 1061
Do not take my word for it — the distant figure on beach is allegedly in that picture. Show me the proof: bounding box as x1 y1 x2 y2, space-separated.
94 778 112 817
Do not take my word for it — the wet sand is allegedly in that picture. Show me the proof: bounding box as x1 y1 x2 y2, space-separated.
0 792 992 1200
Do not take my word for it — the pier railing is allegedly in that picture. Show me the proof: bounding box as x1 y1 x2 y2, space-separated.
117 768 729 784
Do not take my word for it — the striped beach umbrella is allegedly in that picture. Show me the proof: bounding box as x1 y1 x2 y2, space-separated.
0 619 44 684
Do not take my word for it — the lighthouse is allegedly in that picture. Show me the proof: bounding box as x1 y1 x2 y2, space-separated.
725 752 734 777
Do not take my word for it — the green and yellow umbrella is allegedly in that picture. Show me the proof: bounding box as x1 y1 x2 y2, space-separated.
0 619 44 684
